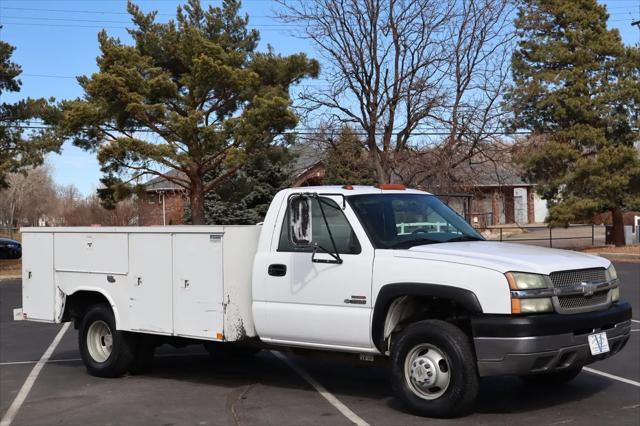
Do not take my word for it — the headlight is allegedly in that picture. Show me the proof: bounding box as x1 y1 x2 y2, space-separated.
506 272 550 290
507 272 554 314
611 287 620 302
605 264 618 281
512 297 554 314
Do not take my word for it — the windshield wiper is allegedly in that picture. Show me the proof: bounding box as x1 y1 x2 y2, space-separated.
389 238 440 249
446 235 484 243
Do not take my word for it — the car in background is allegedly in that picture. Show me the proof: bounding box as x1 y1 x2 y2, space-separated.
0 238 22 259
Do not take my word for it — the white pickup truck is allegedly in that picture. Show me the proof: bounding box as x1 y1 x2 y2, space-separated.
17 185 632 417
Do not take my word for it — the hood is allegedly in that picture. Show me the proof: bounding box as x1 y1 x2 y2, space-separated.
394 241 609 275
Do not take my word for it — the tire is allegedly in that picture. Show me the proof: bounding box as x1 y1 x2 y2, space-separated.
78 304 135 378
390 319 479 418
203 341 261 360
520 367 582 384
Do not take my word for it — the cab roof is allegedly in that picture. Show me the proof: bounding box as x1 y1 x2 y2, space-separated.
283 185 431 196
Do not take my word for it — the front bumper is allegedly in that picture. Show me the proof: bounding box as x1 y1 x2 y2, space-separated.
471 301 632 377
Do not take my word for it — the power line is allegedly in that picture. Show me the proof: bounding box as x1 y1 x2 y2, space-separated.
0 6 173 16
0 14 300 27
21 74 77 80
0 21 297 31
1 4 634 20
5 123 534 137
18 73 331 88
0 6 274 18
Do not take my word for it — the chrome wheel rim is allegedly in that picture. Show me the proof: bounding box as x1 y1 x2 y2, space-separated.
87 320 113 363
404 343 451 400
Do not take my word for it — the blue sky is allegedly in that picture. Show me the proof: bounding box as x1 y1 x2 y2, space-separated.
1 0 639 195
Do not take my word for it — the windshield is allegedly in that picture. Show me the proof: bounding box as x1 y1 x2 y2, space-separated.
348 194 484 249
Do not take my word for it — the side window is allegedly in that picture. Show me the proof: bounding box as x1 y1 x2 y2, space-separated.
278 197 361 254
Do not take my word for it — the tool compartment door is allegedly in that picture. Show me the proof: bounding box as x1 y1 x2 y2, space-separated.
172 233 224 340
22 232 55 321
128 233 173 334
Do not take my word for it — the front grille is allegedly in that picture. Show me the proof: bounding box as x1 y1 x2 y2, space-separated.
550 268 606 288
558 290 609 310
550 268 610 313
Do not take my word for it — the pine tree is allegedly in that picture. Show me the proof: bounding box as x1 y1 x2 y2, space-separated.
200 146 292 224
0 39 62 188
324 127 376 186
60 0 318 224
507 0 640 246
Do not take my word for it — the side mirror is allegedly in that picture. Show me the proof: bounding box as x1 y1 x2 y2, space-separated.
288 195 313 247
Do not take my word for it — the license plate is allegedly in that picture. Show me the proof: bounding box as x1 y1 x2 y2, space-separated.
588 332 610 355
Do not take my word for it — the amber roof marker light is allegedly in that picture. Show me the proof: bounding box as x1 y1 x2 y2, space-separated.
375 184 406 190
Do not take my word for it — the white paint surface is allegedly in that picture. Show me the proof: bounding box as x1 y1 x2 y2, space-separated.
128 233 173 333
21 232 55 322
172 233 224 340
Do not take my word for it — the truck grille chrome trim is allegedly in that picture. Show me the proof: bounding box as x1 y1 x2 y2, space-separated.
549 268 613 314
557 290 609 310
550 269 606 288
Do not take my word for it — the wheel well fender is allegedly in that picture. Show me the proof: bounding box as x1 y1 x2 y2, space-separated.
61 288 119 329
371 283 483 352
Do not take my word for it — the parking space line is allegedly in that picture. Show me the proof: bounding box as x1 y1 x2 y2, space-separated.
584 367 640 388
0 358 81 366
0 322 70 426
0 352 212 367
271 350 369 426
631 319 640 324
0 361 38 366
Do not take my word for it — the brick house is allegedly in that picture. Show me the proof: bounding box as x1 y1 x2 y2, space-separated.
292 158 547 227
138 171 188 225
137 148 549 227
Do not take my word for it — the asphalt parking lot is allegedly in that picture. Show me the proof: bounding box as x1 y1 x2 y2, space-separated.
0 262 638 426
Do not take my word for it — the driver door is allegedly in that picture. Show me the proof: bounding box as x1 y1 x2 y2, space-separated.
255 196 374 350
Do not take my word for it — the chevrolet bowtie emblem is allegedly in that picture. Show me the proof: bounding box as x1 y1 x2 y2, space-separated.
580 281 595 297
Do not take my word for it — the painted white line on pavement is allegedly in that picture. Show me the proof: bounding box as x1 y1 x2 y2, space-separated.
0 322 70 426
584 367 640 388
271 350 370 426
0 358 81 366
0 360 36 366
631 319 640 324
0 352 210 367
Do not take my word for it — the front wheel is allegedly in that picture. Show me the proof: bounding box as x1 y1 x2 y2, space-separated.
79 304 135 377
390 319 479 418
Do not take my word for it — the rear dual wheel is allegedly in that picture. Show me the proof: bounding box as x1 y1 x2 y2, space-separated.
390 319 479 418
79 304 155 377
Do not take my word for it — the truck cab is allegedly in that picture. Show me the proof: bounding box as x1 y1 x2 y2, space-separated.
253 185 631 416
